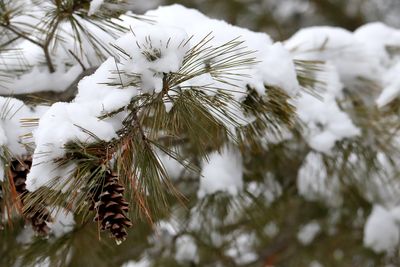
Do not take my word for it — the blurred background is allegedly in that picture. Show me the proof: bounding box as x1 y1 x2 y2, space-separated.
133 0 400 41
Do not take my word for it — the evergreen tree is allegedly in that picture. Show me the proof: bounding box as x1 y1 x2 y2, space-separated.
0 1 400 267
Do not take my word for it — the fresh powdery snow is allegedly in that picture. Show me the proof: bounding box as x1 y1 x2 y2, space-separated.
354 23 400 107
114 25 190 94
27 59 136 191
285 26 381 86
47 207 76 238
364 205 400 253
88 0 105 16
174 235 199 263
285 22 400 107
0 3 120 95
354 22 400 68
285 29 362 153
197 147 243 198
0 97 46 182
0 98 44 156
26 4 303 192
296 92 360 153
143 4 300 97
225 232 258 265
297 221 321 245
297 152 342 206
377 61 400 107
122 259 150 267
25 4 365 195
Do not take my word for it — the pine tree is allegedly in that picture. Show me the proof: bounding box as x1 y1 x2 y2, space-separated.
0 1 400 267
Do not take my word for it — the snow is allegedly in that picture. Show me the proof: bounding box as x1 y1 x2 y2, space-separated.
364 205 400 253
197 147 243 198
285 23 400 107
88 0 104 16
0 1 124 95
73 58 138 112
175 235 199 263
264 222 279 238
26 4 304 190
27 59 135 191
16 226 35 245
0 97 47 157
114 25 190 94
225 232 258 265
297 152 342 206
47 207 75 238
34 257 50 267
354 23 400 107
361 153 400 206
155 220 179 236
157 150 185 180
377 61 400 107
354 22 400 67
26 100 118 191
285 26 381 86
285 33 360 154
246 175 282 204
31 103 115 151
9 66 82 94
296 92 360 153
297 221 321 245
135 4 301 97
121 258 150 267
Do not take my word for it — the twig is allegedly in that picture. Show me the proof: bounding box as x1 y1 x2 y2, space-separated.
2 20 58 73
2 25 43 48
42 18 60 73
68 49 87 71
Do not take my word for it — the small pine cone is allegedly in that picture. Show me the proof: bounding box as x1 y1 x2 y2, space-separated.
10 157 52 235
93 170 132 242
10 157 32 195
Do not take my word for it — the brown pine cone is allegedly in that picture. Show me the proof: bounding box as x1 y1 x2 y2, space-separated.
10 157 52 235
10 157 32 195
92 169 132 243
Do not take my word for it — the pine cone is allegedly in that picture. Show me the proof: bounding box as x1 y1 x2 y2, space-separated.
10 157 52 235
92 170 132 243
10 157 31 195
